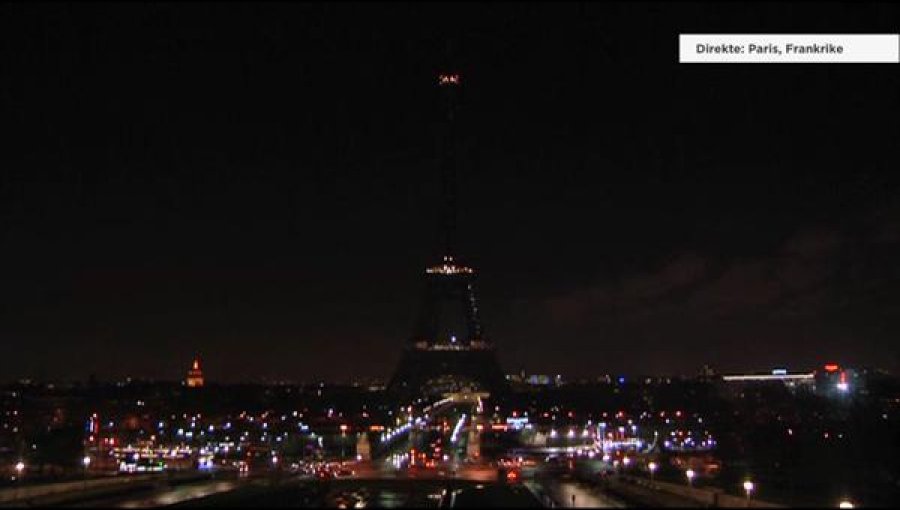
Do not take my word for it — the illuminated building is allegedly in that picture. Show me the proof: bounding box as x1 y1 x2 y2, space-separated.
720 368 816 395
816 363 863 396
185 358 204 388
721 371 815 383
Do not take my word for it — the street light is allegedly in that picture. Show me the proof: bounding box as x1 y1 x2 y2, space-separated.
685 468 695 487
648 461 658 483
82 456 91 490
743 480 754 505
14 461 25 501
622 456 631 468
838 501 854 509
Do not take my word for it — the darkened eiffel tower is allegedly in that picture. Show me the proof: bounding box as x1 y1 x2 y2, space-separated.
387 68 507 400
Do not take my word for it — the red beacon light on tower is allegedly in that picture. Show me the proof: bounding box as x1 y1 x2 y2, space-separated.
438 73 461 86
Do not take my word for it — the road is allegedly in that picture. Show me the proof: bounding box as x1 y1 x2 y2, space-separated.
45 462 632 508
113 480 245 508
526 478 627 508
54 474 255 508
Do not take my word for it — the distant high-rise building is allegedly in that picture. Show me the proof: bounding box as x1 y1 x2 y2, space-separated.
185 358 204 387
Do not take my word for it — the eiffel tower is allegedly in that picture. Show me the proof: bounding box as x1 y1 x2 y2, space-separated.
387 70 507 401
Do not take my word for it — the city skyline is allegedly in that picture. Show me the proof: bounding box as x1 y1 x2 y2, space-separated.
2 2 899 383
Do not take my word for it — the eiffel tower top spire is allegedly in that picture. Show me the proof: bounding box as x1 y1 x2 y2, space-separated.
437 69 460 261
436 38 462 261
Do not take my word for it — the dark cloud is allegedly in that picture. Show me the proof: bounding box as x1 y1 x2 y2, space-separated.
525 217 897 374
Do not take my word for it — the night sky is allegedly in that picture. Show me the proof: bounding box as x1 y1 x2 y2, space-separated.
2 2 899 383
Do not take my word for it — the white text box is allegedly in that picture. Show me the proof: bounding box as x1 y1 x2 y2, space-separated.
679 34 899 63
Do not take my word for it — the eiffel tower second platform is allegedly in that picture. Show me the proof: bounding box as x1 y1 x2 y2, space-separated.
388 256 507 400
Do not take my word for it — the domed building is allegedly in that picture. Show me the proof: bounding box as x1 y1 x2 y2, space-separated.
185 358 204 388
